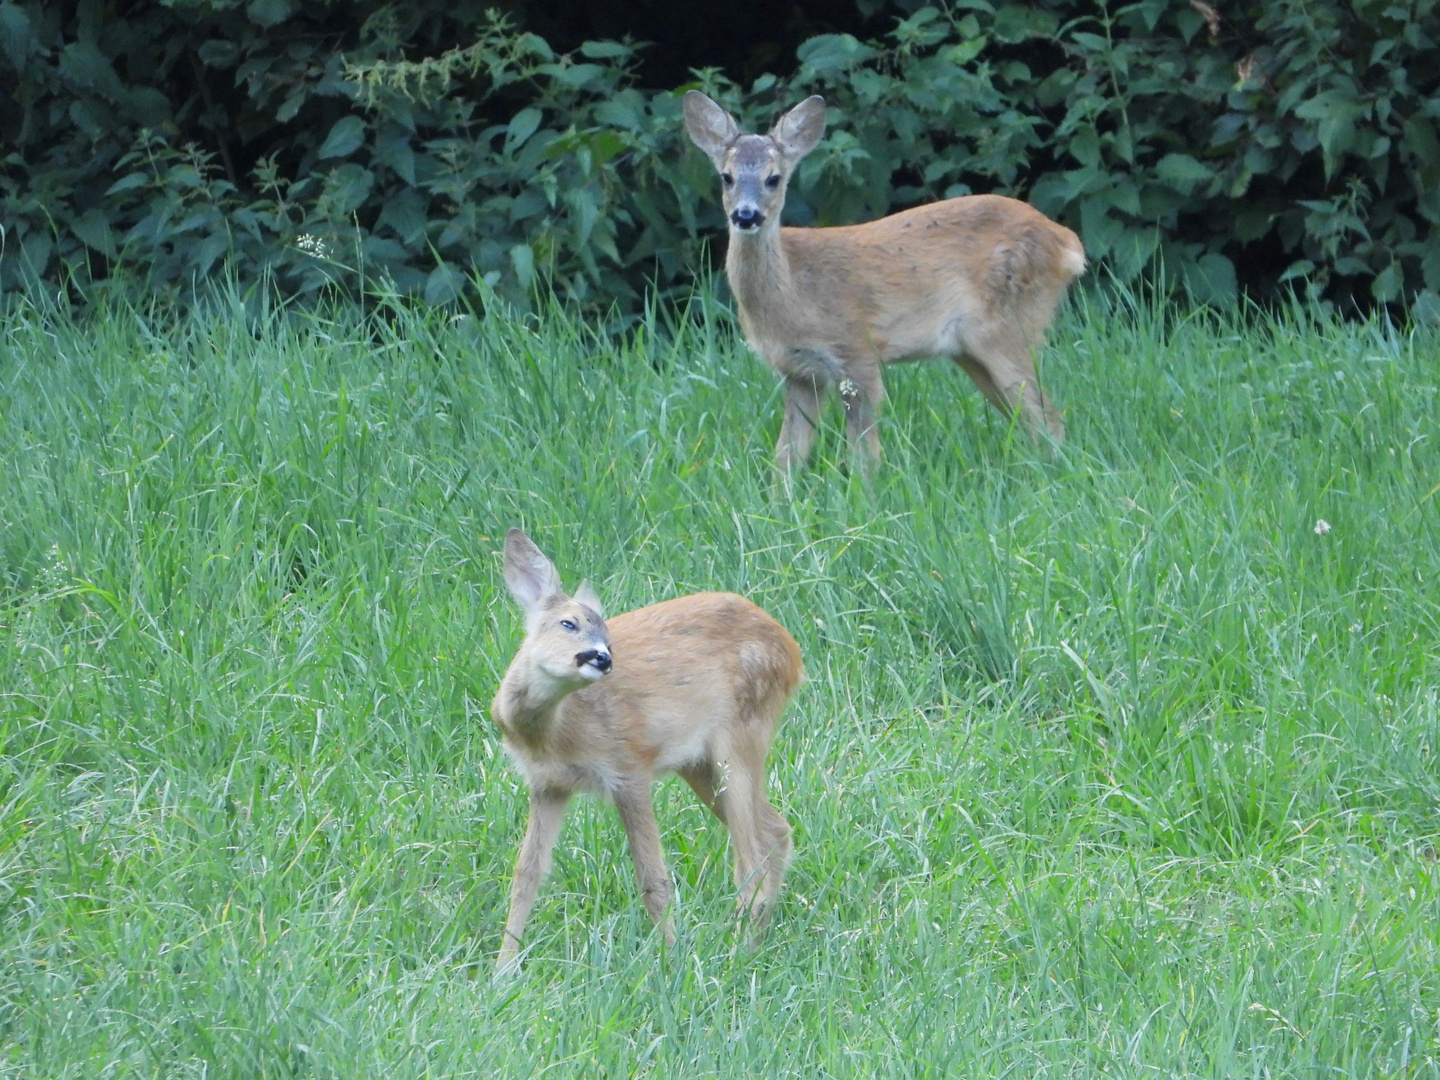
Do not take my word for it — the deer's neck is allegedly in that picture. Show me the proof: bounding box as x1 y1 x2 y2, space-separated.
725 225 795 320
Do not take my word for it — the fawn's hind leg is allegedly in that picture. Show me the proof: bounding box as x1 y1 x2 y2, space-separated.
682 761 763 919
682 756 791 933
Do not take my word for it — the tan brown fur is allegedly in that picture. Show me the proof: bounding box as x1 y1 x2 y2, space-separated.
491 528 803 976
684 91 1086 474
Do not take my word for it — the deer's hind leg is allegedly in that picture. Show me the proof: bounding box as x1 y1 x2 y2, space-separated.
954 331 1064 442
836 356 885 477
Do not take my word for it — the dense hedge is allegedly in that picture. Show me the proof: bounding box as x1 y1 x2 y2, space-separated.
1 0 1438 316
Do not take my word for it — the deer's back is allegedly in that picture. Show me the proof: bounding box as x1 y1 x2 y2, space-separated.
748 194 1084 363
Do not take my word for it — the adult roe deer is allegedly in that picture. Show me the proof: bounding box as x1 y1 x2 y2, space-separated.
490 528 803 976
683 91 1086 474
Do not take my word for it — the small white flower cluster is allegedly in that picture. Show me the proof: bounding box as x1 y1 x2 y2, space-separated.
1313 519 1332 535
37 543 69 591
296 233 328 258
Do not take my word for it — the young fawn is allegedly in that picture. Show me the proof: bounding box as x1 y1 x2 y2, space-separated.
684 91 1086 474
491 528 803 975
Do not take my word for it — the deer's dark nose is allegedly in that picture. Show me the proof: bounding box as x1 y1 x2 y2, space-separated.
731 207 765 230
576 649 611 673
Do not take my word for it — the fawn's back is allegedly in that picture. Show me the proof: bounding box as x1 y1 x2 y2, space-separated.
506 592 803 794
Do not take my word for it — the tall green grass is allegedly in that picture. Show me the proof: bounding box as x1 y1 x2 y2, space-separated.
1 286 1437 1077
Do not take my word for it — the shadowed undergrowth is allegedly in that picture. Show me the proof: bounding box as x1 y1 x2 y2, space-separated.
0 287 1437 1077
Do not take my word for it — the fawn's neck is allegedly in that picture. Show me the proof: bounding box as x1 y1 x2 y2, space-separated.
492 653 575 743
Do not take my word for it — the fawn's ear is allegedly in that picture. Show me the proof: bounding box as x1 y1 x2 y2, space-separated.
503 529 561 614
684 90 741 168
772 95 826 161
573 580 605 619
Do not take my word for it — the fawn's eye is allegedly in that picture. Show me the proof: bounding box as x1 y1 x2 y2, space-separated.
765 174 781 189
560 619 578 632
721 172 734 187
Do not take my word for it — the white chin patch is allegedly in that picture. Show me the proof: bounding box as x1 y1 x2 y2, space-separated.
578 662 608 681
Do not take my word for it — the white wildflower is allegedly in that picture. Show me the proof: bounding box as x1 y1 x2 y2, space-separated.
1313 519 1331 535
37 543 68 591
296 233 328 258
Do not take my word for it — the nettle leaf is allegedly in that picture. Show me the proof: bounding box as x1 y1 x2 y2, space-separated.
362 236 409 265
1028 171 1073 216
1186 252 1237 306
1371 261 1403 302
1108 227 1160 280
506 108 543 153
247 0 292 29
1280 259 1315 283
195 233 228 277
1155 153 1213 193
276 91 306 123
1293 87 1369 175
0 2 35 70
1069 125 1100 168
105 173 149 197
1403 116 1440 187
552 63 606 89
377 189 429 247
1079 197 1128 261
198 39 240 68
318 116 366 160
59 40 124 101
321 164 374 214
797 34 878 73
579 40 632 60
510 243 535 290
1422 244 1440 290
994 4 1045 42
71 208 117 258
1413 290 1440 325
594 99 640 130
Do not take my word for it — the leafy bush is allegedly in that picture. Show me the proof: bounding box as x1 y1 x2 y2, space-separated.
1 0 1437 316
0 1 693 310
775 0 1440 313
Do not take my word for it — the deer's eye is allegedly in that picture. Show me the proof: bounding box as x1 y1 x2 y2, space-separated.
721 172 734 187
765 174 781 189
560 619 578 631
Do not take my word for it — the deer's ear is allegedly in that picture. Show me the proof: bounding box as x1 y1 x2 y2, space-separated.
573 580 605 619
773 95 827 161
684 90 740 167
502 529 561 614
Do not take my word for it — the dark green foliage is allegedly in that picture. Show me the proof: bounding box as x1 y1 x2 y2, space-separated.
1 0 1437 315
777 0 1440 313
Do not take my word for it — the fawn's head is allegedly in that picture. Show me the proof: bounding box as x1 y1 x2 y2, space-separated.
683 92 827 234
502 529 611 689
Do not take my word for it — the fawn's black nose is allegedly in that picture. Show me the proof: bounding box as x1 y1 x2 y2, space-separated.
731 207 765 230
576 649 611 673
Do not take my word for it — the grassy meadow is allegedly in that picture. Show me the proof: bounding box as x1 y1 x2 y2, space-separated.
0 286 1437 1077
